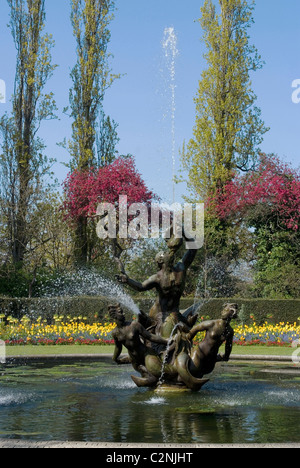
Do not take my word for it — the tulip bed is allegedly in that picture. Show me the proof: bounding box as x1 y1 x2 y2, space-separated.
1 315 116 346
233 321 300 347
1 315 299 348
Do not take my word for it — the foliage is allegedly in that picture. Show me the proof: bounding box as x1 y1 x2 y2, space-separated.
66 0 121 265
0 1 298 301
68 0 119 170
0 295 116 321
0 193 75 297
0 265 32 298
214 153 300 232
96 110 120 167
0 0 57 265
190 213 255 298
181 0 268 200
62 156 154 221
254 239 300 298
213 154 300 297
2 295 300 328
179 297 300 325
61 156 155 266
178 0 268 298
124 238 166 297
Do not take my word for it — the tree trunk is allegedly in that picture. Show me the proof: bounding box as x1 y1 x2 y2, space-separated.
74 217 88 266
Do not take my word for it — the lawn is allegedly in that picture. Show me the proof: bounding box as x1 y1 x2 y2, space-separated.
2 316 298 359
6 345 116 357
5 344 294 357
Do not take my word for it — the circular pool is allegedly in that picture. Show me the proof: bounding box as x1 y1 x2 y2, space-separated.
0 358 299 444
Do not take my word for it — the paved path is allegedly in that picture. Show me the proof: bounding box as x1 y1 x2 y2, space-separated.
0 440 299 448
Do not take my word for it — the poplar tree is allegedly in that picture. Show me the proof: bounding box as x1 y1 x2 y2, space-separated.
182 0 268 200
68 0 119 265
69 0 118 170
0 0 57 265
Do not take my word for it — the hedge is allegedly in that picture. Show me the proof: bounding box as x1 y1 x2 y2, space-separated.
0 296 299 325
0 296 113 323
180 298 300 325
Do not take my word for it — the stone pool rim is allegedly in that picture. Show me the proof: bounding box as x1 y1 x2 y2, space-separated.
3 353 296 364
0 440 299 448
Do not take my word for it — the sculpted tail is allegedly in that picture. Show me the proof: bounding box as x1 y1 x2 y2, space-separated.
175 353 209 392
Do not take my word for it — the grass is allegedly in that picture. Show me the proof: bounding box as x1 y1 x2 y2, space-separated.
230 345 293 356
5 344 294 357
6 345 116 356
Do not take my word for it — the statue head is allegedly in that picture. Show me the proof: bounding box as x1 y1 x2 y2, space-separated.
108 303 125 324
221 303 238 321
155 250 174 269
166 235 183 252
155 251 166 267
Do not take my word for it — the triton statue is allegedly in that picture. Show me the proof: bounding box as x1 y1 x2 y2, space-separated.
111 227 238 391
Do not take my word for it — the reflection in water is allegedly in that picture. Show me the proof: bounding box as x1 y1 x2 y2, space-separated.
0 360 299 443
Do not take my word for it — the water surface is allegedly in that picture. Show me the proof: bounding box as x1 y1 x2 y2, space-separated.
0 359 299 444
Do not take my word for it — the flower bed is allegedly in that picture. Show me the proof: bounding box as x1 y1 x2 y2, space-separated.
1 315 116 346
1 315 299 347
233 322 300 346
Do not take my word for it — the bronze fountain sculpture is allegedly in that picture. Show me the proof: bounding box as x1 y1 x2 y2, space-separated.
111 228 238 392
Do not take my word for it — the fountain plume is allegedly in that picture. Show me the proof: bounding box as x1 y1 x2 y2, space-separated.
162 26 179 203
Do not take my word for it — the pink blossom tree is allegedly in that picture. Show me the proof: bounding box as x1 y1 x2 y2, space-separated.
211 154 300 297
213 153 300 232
62 157 154 221
62 157 155 264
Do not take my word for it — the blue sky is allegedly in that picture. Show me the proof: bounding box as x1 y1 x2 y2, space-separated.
0 0 300 203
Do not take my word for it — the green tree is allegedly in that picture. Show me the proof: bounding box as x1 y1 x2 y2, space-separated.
253 229 300 298
69 0 119 170
213 153 300 298
68 0 119 265
0 0 57 266
181 0 268 200
96 110 120 167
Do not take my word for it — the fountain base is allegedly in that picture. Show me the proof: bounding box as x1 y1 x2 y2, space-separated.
155 384 193 394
